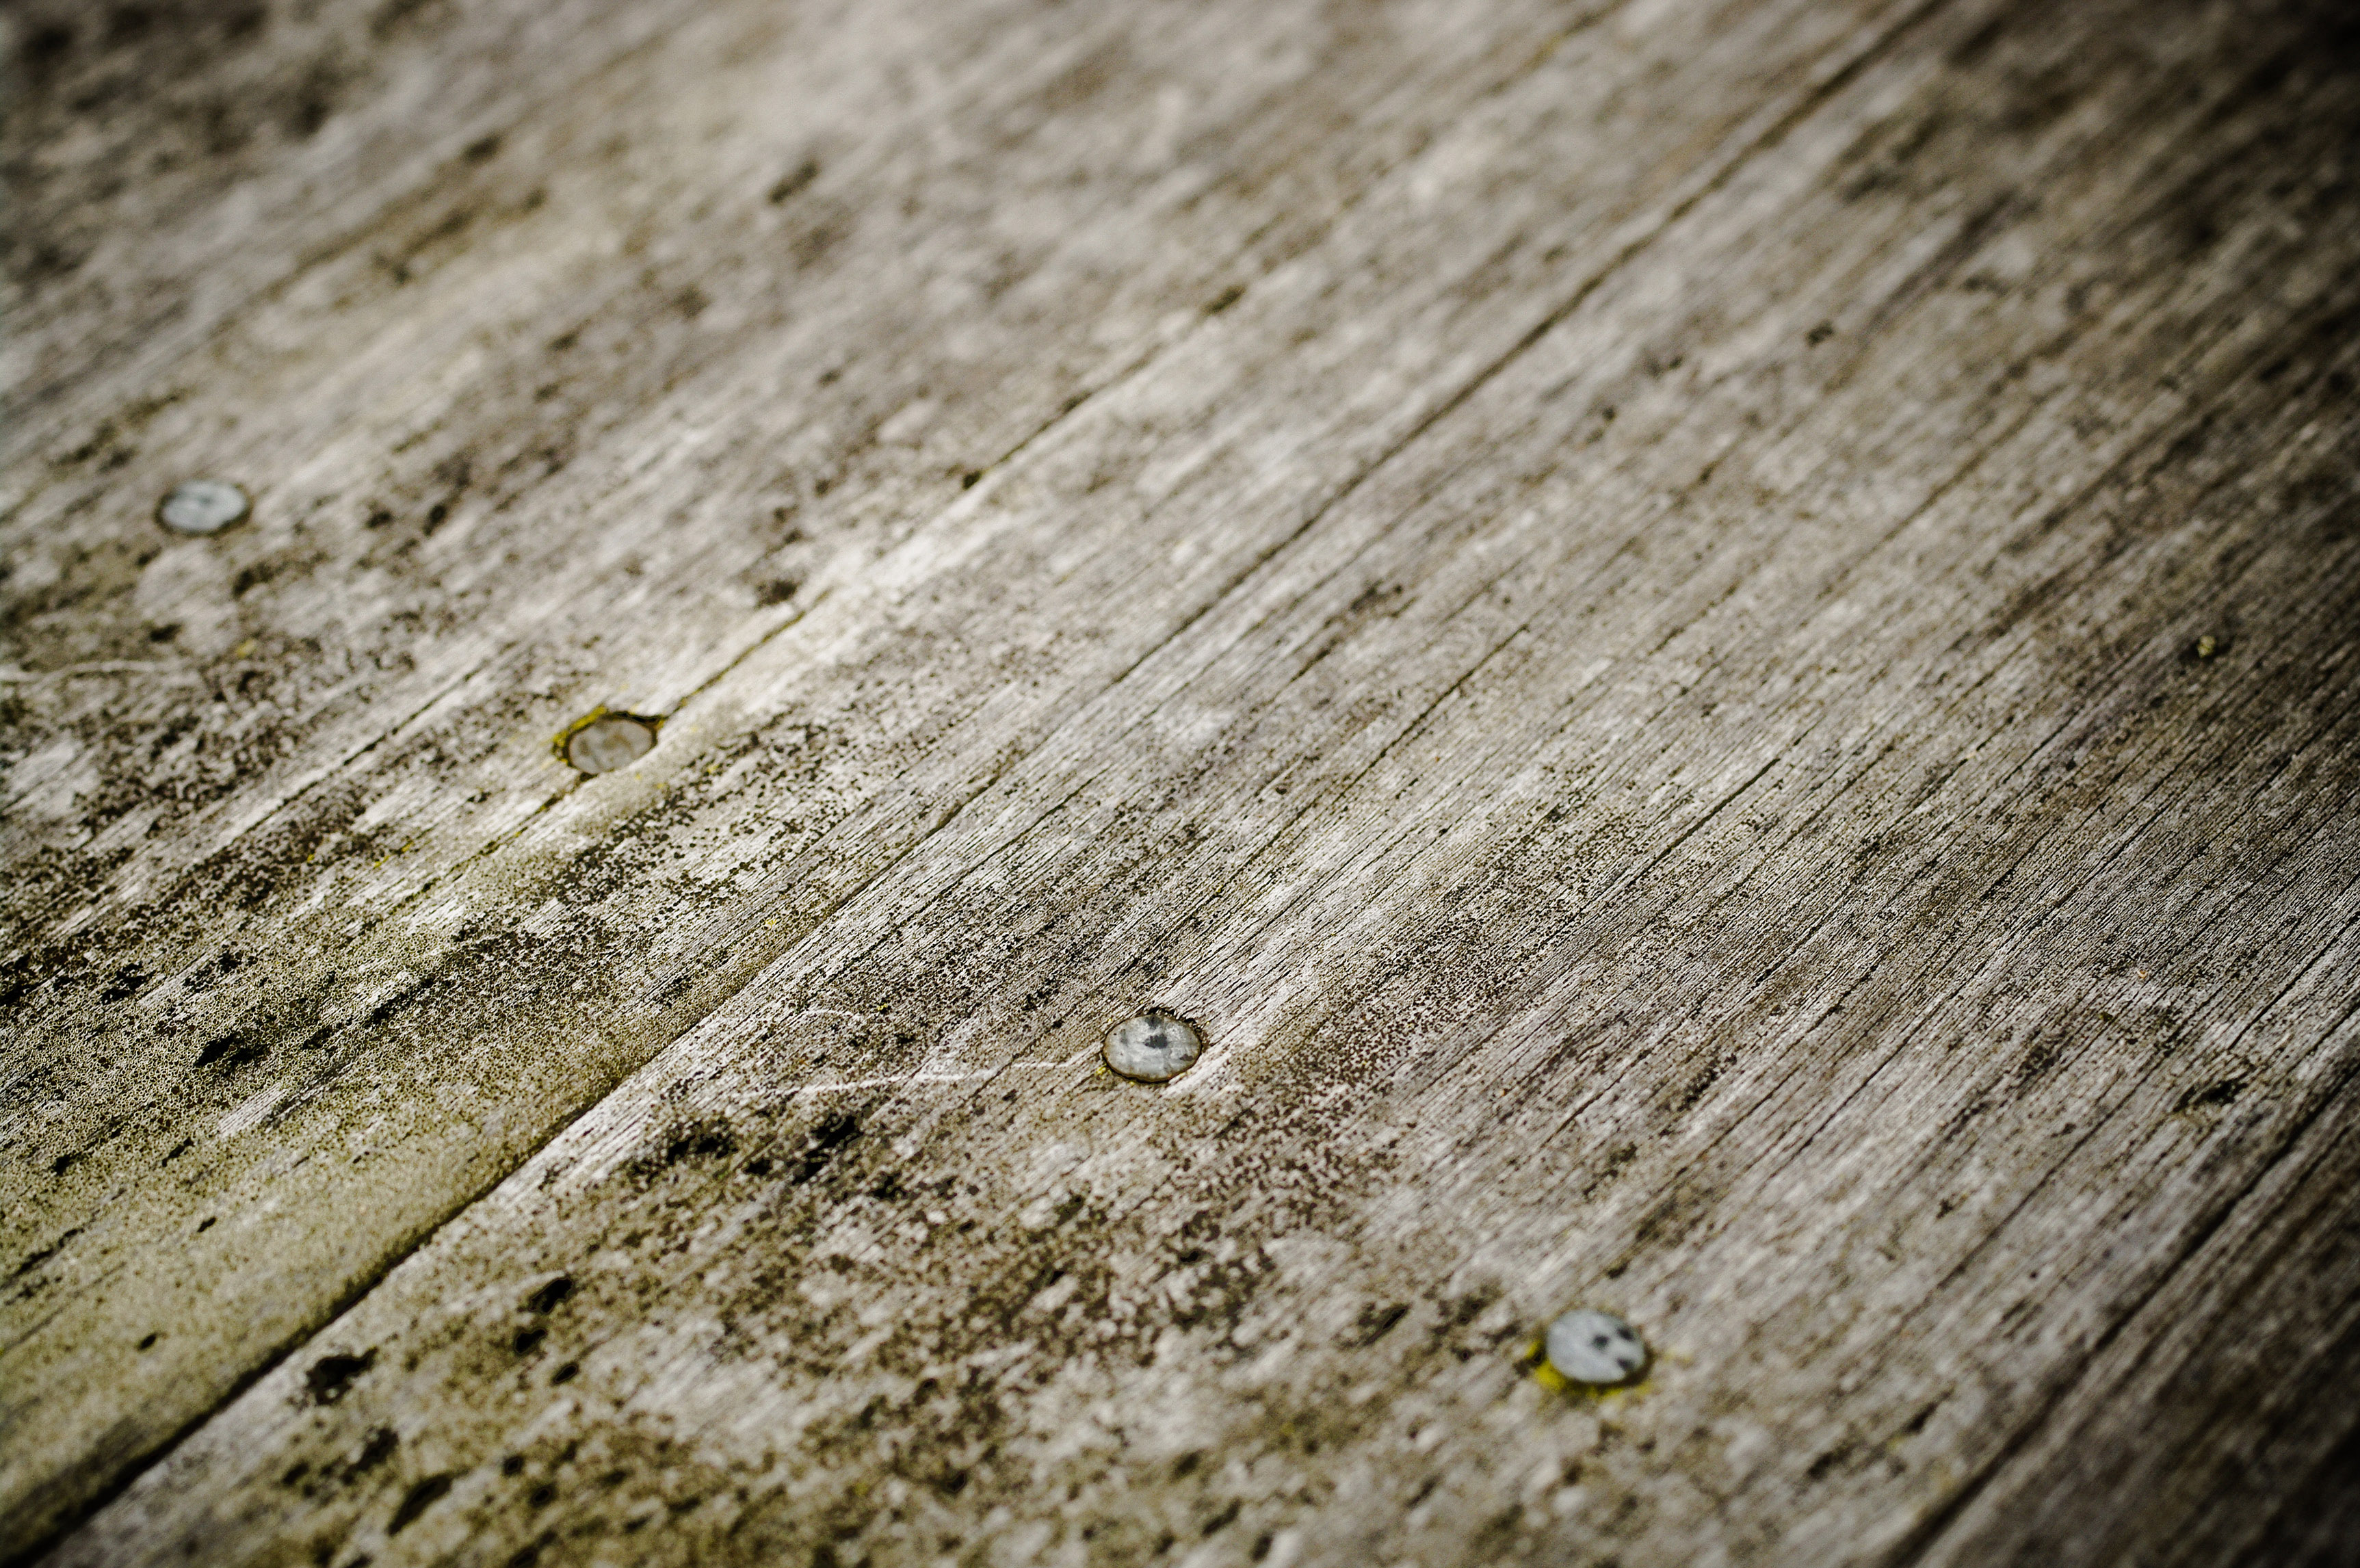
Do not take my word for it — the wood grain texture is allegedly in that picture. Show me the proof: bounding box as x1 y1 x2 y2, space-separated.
7 0 2360 1562
5 0 1641 1539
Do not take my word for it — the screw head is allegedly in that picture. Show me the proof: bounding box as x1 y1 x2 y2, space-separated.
157 480 250 535
563 714 657 774
1544 1308 1648 1387
1103 1009 1204 1084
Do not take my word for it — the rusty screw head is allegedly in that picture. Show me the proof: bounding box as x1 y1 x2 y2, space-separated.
1545 1308 1648 1387
564 715 657 774
157 480 250 535
1103 1009 1204 1083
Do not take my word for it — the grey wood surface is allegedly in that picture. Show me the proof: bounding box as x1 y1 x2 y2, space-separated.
5 0 2359 1563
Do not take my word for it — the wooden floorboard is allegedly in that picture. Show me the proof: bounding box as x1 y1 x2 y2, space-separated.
5 0 2359 1563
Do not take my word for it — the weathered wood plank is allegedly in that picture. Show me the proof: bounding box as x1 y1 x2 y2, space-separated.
2 0 682 418
5 0 1919 1548
11 0 2360 1562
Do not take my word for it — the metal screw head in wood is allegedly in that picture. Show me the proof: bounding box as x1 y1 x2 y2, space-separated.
1103 1009 1204 1083
157 480 250 535
563 715 657 774
1545 1308 1648 1387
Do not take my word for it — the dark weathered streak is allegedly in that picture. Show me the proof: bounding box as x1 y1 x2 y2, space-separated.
5 0 2359 1563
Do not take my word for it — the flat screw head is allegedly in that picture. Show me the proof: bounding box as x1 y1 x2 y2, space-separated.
1103 1009 1204 1084
157 480 250 535
1545 1308 1649 1387
564 714 657 774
